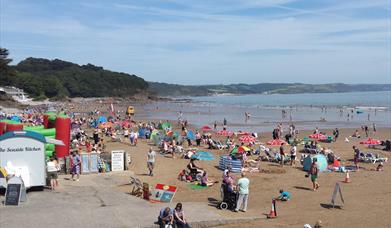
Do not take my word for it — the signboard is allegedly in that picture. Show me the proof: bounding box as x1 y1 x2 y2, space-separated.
111 150 124 172
331 183 345 208
150 184 177 203
5 176 27 206
81 153 90 174
90 153 99 173
5 183 21 206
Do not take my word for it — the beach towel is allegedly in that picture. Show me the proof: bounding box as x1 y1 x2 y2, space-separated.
191 151 215 161
188 183 208 190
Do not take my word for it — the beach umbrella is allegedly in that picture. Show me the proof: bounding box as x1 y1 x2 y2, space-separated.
267 139 287 146
201 125 212 131
237 131 251 136
238 146 251 153
230 147 238 155
359 137 381 145
239 135 256 143
217 130 234 137
98 122 112 129
309 133 327 140
161 122 171 130
303 155 328 172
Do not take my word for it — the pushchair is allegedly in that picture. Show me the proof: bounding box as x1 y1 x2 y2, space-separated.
218 183 238 210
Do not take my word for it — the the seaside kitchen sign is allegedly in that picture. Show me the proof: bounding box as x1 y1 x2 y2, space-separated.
111 150 124 172
0 131 46 188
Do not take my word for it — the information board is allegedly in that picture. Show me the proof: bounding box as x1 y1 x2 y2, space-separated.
111 150 124 172
81 153 90 174
89 153 99 173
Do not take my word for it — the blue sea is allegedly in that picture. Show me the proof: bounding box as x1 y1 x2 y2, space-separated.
137 91 391 132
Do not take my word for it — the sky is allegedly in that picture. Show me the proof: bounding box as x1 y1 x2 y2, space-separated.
1 0 390 85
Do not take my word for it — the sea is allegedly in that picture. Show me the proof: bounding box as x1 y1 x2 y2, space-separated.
136 91 391 132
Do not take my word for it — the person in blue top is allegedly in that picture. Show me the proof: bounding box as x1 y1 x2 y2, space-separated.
277 189 291 201
158 207 173 228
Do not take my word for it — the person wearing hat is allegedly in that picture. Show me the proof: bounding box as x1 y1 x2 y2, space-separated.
308 158 319 191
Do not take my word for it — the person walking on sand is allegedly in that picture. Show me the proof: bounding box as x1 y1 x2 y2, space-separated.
47 157 60 190
70 152 81 181
308 158 319 191
333 128 339 142
147 147 156 176
290 144 297 166
235 172 250 212
279 143 285 166
353 146 360 171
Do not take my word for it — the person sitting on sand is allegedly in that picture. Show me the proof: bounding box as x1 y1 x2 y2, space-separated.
200 171 217 187
276 189 291 201
377 162 384 171
352 129 361 138
173 203 190 228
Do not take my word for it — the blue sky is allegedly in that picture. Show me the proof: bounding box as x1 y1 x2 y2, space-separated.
1 0 390 84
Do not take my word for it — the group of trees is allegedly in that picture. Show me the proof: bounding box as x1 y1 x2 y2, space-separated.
0 48 149 100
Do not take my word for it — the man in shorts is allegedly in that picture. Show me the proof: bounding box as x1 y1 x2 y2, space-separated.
309 158 319 191
147 147 156 176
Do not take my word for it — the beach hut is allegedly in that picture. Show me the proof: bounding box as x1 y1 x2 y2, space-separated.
303 154 328 172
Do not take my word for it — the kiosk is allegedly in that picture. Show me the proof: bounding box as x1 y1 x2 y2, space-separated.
0 131 64 188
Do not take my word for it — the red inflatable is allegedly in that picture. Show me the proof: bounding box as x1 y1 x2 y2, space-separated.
43 114 49 128
55 117 71 158
0 122 6 135
5 123 24 132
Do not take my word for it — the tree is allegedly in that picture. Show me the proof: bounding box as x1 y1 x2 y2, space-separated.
0 48 15 85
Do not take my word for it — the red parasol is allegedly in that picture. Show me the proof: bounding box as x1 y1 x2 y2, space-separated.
217 130 234 137
309 133 327 140
239 135 256 143
237 131 251 136
201 125 212 131
267 139 287 146
359 137 381 145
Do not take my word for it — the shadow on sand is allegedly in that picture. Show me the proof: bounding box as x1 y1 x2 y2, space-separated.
320 203 343 209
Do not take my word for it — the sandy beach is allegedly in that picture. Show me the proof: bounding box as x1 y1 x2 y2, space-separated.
109 126 391 227
1 98 390 228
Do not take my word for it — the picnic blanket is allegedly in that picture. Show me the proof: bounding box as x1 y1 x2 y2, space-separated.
188 183 208 190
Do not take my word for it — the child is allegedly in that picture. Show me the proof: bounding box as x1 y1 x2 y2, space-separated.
277 189 291 201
